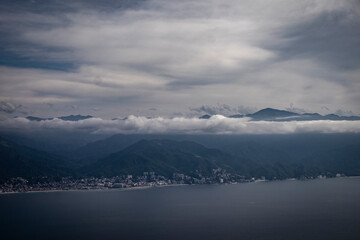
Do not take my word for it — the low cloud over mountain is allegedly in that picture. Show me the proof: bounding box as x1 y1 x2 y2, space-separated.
1 114 359 135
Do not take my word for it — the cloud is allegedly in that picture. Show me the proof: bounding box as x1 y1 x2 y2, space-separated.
190 104 257 115
0 102 17 113
334 109 356 117
285 103 308 114
0 0 359 117
1 116 359 135
277 5 360 71
91 107 101 112
0 101 25 114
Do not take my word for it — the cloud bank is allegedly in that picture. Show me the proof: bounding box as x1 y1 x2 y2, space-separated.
1 116 360 135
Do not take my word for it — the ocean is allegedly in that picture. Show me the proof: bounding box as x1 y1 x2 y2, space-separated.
1 177 360 240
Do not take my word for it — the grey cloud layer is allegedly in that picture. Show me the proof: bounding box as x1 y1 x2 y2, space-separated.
190 104 257 116
0 0 359 117
2 116 360 135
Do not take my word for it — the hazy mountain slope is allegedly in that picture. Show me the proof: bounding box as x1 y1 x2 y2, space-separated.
83 139 255 178
75 133 360 160
76 133 360 177
0 137 73 181
82 139 326 179
0 131 108 155
73 134 149 163
1 133 359 181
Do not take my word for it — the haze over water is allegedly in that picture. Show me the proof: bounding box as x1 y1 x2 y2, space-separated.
1 177 360 240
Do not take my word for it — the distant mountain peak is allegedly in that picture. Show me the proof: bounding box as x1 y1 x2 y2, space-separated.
58 115 93 121
245 108 360 121
199 114 211 119
247 108 299 120
303 113 321 116
228 114 244 118
26 116 52 121
26 114 93 122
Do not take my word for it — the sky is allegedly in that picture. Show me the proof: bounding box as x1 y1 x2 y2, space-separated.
0 0 360 119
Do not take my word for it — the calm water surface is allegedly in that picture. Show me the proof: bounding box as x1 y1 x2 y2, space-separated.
1 177 360 240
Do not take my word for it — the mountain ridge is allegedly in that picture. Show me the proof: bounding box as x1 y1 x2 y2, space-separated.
0 137 73 181
82 139 248 178
21 108 360 122
25 114 93 122
229 108 360 121
1 133 360 181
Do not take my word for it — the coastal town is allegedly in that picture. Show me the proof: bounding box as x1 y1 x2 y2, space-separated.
1 168 256 193
0 168 344 193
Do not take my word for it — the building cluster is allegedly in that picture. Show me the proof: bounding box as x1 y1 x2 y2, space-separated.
0 169 347 193
0 168 253 193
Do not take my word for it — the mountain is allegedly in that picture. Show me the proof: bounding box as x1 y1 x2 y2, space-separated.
213 134 360 174
228 114 244 118
73 134 153 164
199 114 211 119
75 133 360 178
1 130 107 155
26 115 93 121
73 133 360 165
246 108 299 120
0 137 73 182
58 115 93 121
1 131 360 181
83 139 254 178
25 116 52 121
226 108 360 121
24 109 360 123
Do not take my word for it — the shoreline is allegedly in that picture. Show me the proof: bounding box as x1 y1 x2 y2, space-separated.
1 177 358 195
0 183 189 195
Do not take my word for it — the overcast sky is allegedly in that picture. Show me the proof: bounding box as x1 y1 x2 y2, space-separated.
0 0 360 119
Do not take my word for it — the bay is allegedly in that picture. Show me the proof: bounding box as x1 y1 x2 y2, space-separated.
1 177 360 240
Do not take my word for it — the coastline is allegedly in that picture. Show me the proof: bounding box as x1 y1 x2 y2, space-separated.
0 183 189 195
1 177 357 195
